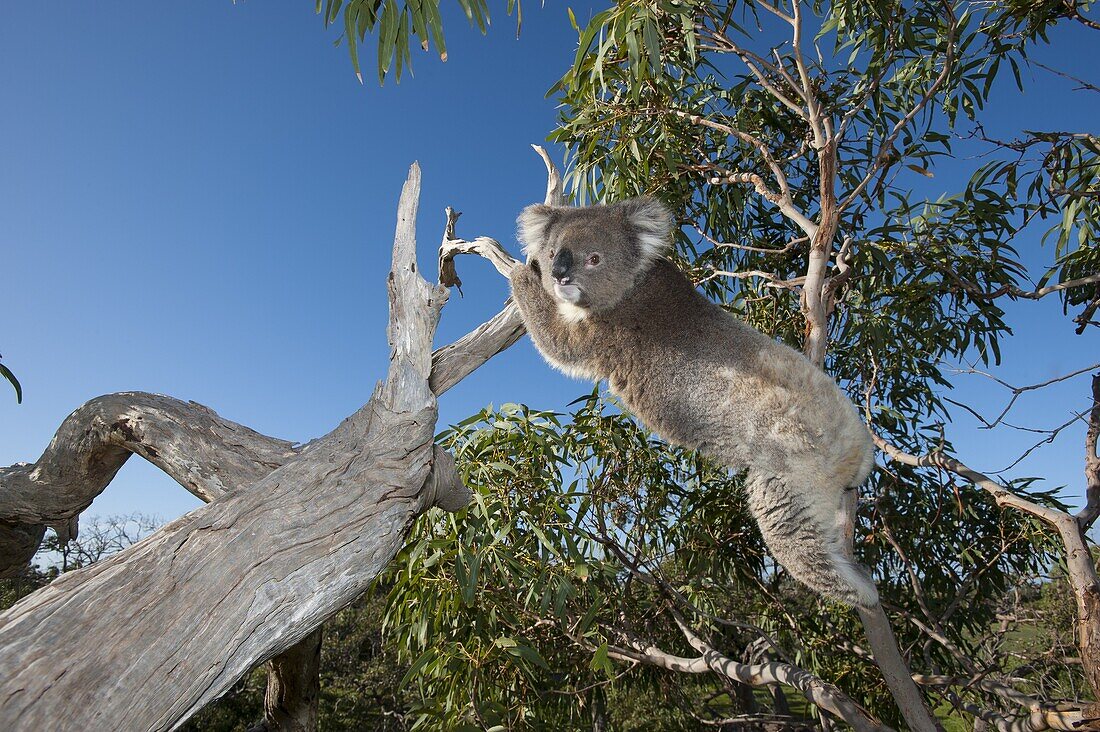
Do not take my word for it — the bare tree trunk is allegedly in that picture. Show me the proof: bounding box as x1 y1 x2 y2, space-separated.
835 491 943 732
248 628 323 732
1079 375 1100 704
0 164 510 731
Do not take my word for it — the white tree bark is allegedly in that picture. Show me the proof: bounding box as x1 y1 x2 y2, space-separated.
0 393 297 576
0 163 512 731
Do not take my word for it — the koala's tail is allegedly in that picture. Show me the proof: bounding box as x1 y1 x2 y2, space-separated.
745 476 879 609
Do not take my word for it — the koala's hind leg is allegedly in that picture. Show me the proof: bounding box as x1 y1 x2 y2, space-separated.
746 475 879 608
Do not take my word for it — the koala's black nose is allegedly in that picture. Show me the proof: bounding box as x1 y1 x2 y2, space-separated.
551 248 574 282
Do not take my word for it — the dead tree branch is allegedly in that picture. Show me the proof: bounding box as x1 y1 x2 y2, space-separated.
0 155 564 730
672 614 889 732
431 144 562 392
0 147 564 730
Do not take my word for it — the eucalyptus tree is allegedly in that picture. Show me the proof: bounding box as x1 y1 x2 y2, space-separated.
379 0 1100 729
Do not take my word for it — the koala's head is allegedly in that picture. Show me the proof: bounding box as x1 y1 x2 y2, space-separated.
516 197 672 314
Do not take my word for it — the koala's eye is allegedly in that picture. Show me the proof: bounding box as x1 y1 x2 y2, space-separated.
586 253 601 267
548 248 556 259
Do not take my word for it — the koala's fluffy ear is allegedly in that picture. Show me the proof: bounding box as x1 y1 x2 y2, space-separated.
517 204 561 257
615 197 673 261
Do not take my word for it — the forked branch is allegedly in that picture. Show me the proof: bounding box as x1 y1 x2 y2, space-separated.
872 429 1100 698
0 155 575 730
673 614 889 732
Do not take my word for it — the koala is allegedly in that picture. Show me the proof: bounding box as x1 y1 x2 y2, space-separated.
510 197 878 608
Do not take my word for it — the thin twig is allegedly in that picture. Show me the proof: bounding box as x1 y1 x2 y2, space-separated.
839 5 958 210
695 28 806 118
669 109 793 203
948 362 1100 429
692 224 805 254
790 0 826 150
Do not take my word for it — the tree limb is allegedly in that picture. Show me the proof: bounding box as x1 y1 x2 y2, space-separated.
673 614 890 732
0 163 466 730
873 431 1100 698
0 393 297 577
943 271 1100 303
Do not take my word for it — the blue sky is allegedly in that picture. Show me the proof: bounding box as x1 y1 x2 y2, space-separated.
0 3 1096 532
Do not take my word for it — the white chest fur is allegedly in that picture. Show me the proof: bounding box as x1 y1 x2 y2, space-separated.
556 301 589 323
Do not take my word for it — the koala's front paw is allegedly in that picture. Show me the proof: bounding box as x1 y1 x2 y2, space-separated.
509 263 542 301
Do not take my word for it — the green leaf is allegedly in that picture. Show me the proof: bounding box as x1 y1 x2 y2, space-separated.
642 18 661 75
344 3 363 83
376 0 400 84
398 647 438 688
590 641 614 677
509 642 550 670
0 360 21 404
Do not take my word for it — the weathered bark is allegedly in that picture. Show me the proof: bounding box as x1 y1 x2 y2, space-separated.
0 392 329 729
0 392 322 729
0 393 297 577
0 164 492 731
430 302 524 395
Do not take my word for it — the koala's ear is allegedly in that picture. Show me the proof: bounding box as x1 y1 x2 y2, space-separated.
517 204 560 257
615 197 673 261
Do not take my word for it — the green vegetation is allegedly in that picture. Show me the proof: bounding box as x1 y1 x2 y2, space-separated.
0 352 21 404
352 0 1099 727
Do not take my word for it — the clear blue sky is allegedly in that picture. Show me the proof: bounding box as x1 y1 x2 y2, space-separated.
0 4 1096 531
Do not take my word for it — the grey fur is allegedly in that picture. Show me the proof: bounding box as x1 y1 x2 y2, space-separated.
511 198 879 608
